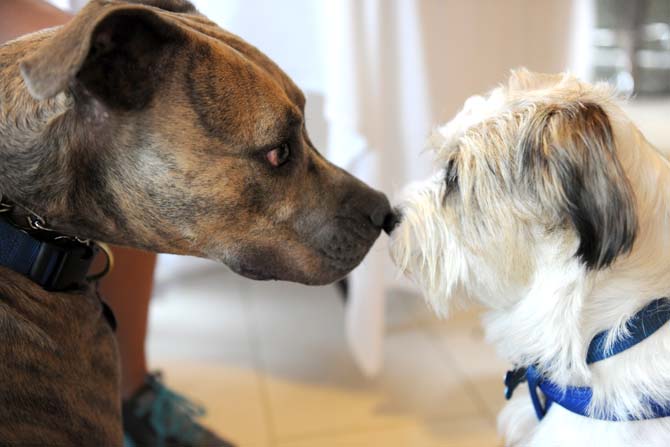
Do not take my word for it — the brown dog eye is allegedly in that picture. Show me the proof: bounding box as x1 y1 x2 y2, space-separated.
266 143 290 167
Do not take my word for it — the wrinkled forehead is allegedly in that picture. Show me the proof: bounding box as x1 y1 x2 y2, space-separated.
215 38 305 110
163 7 306 110
217 37 306 110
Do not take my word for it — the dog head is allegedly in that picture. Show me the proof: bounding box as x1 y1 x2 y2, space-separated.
6 0 395 285
390 70 638 317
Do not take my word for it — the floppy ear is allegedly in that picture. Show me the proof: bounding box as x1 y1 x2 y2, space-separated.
519 102 637 269
19 1 190 108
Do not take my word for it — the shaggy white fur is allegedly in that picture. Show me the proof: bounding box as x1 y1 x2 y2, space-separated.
389 69 670 446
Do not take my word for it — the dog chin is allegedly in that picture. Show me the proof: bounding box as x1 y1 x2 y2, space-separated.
224 251 351 285
229 262 350 285
229 262 278 281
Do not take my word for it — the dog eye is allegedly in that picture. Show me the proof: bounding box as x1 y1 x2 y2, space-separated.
445 159 459 193
266 143 291 167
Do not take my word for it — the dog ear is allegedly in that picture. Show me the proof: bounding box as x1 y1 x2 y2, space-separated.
519 102 637 269
20 1 190 107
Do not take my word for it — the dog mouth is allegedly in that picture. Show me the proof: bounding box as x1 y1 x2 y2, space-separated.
230 263 278 281
317 247 366 278
221 216 383 284
312 217 381 276
225 248 283 281
229 251 350 284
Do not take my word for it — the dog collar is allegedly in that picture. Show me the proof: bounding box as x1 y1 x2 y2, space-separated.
0 216 102 291
0 194 112 292
504 297 670 421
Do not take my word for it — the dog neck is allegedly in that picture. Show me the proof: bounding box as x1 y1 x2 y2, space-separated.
0 31 124 244
0 31 74 212
585 125 670 417
592 120 670 326
487 118 670 420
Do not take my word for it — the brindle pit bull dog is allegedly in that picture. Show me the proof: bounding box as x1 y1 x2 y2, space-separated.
0 0 395 445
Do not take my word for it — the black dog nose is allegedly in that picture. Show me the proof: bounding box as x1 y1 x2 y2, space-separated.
368 196 400 235
369 194 392 228
382 209 401 235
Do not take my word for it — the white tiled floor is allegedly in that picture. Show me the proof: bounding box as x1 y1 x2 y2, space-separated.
147 257 508 447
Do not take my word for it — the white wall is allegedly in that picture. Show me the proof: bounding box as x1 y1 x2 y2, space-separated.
417 0 587 123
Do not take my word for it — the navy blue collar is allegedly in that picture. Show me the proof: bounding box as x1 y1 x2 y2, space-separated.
504 297 670 421
0 216 99 291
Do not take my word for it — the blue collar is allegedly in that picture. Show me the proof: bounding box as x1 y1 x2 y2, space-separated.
0 216 99 291
504 297 670 421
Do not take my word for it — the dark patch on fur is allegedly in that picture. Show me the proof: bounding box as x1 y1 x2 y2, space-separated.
185 44 238 145
9 356 65 381
307 157 317 174
184 43 279 149
0 133 65 219
62 122 127 237
184 41 301 153
443 157 459 202
519 102 637 269
0 373 114 444
241 180 269 215
76 10 182 110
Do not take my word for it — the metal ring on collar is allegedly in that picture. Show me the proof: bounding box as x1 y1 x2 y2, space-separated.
87 242 115 282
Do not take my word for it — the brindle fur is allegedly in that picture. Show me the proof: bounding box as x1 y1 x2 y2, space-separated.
0 0 390 444
0 271 120 445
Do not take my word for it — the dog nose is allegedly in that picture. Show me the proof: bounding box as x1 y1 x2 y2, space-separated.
368 194 400 235
382 209 401 235
369 193 393 229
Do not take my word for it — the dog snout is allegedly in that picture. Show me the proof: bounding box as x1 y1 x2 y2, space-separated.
368 192 393 230
382 208 401 235
346 187 399 235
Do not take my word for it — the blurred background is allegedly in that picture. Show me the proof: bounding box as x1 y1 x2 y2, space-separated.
44 0 670 445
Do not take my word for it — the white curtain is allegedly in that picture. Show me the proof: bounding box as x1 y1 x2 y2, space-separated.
322 0 433 376
190 0 434 376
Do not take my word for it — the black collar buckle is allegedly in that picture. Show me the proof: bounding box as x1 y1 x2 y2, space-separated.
504 367 528 400
0 214 106 292
29 239 99 291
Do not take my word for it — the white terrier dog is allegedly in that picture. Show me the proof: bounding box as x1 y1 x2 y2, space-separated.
389 69 670 446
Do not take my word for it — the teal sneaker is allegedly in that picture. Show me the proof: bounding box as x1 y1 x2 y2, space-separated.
123 372 235 447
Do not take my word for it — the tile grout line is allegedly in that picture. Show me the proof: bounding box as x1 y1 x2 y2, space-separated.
397 295 497 424
240 282 278 447
421 325 499 426
240 284 276 447
268 296 491 445
270 411 489 445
